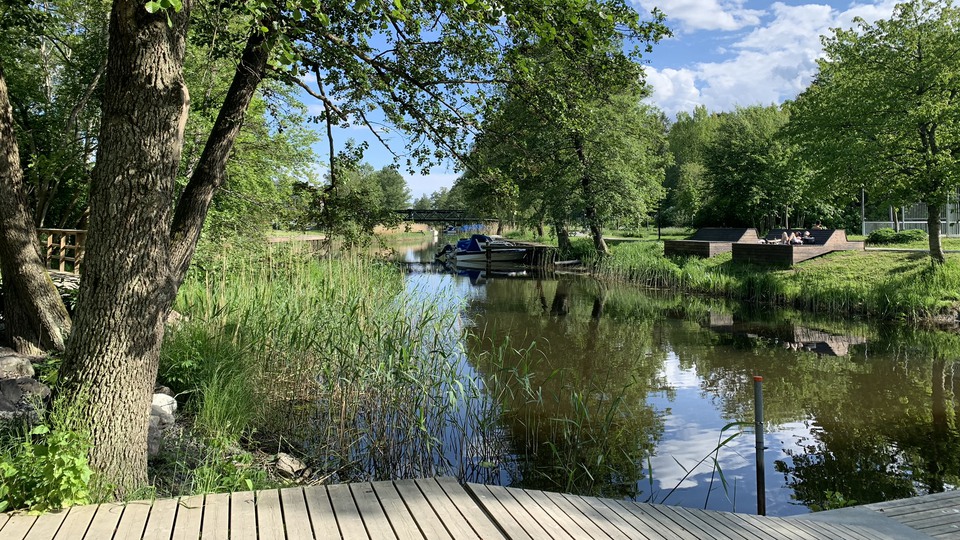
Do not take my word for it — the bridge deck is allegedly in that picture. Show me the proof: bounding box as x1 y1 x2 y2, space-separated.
0 477 951 539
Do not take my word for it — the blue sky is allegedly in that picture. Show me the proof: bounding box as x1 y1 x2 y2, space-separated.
307 0 900 200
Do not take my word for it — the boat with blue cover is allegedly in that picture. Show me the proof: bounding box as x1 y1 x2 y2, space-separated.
435 234 529 262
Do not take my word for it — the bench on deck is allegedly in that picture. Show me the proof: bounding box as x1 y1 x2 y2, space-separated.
731 228 864 266
663 227 760 258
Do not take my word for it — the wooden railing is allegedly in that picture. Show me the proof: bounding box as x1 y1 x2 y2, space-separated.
37 228 86 274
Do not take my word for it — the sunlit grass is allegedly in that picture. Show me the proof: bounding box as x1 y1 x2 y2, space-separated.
594 241 960 320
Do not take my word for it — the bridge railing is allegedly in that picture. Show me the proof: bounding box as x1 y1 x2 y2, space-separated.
37 228 85 274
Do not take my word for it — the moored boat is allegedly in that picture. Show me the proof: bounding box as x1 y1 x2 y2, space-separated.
435 234 529 262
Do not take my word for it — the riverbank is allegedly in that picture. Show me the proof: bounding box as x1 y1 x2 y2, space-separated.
583 239 960 323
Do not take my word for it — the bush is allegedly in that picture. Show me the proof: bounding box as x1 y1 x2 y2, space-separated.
867 227 927 244
0 399 94 512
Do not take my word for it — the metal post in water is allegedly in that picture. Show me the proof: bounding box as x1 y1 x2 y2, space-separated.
754 375 766 516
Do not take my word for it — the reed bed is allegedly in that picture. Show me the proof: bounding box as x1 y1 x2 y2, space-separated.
590 241 960 321
156 246 659 496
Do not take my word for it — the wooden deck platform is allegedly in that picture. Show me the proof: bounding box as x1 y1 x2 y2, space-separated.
663 228 760 258
0 477 953 539
731 228 865 266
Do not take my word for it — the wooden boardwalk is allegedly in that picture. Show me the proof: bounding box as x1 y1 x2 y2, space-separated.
866 489 960 538
0 477 953 539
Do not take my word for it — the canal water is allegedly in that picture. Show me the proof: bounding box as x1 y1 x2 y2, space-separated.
398 239 960 516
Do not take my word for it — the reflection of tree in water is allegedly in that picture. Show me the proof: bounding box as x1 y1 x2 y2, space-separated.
465 277 683 498
674 317 960 509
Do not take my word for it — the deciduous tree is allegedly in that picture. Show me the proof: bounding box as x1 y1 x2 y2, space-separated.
788 0 960 262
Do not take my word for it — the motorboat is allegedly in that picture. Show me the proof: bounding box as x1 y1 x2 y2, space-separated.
435 234 529 262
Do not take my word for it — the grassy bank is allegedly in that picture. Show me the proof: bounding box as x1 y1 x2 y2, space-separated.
586 240 960 321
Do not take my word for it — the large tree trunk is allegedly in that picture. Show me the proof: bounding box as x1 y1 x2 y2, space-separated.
169 27 272 288
60 0 191 496
0 67 71 354
554 220 572 253
572 132 608 255
927 202 945 264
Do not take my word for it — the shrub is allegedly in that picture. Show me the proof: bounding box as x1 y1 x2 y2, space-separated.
867 227 927 244
0 399 94 513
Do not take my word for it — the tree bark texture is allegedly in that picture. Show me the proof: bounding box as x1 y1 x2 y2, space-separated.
0 67 71 354
169 27 271 288
926 201 945 263
572 133 608 255
60 0 191 495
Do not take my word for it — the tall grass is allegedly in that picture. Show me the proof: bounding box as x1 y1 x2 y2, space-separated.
157 246 661 496
591 241 960 320
160 247 490 486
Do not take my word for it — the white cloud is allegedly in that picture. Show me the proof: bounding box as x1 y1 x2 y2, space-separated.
645 1 900 117
635 0 764 32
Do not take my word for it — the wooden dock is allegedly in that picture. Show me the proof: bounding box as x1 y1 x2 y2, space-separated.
0 477 953 539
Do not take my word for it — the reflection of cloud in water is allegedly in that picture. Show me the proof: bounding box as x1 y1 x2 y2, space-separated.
658 351 701 390
649 406 752 493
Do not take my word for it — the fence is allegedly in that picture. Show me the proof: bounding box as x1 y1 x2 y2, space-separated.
862 200 960 237
37 228 85 274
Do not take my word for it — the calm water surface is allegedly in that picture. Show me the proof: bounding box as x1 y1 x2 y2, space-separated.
399 239 960 516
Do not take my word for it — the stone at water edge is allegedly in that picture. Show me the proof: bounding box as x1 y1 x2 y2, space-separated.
276 453 307 479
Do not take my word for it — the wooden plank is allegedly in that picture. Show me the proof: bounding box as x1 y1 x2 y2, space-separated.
256 490 286 540
22 509 68 540
413 478 482 540
171 495 203 540
897 508 960 529
279 487 315 540
84 502 126 540
674 507 757 540
868 491 960 511
917 520 960 538
370 481 427 540
876 495 960 518
200 492 230 540
0 515 38 540
731 514 820 540
435 477 504 540
303 485 341 539
520 490 594 539
562 494 645 540
113 501 151 540
230 491 258 540
328 482 369 540
350 483 397 539
52 503 96 540
392 479 453 540
613 502 688 540
465 483 534 540
544 491 621 540
0 514 8 532
142 497 179 540
644 505 713 539
495 486 574 540
597 500 675 540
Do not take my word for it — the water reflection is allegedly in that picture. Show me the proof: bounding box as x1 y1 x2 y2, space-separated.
396 240 960 515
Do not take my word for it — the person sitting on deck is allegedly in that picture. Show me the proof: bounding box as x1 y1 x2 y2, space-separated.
813 221 826 230
802 231 815 244
790 232 803 245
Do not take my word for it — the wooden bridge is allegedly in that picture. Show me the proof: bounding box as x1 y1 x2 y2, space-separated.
1 477 953 539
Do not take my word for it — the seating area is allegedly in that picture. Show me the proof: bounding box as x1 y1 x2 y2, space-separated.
731 228 864 266
663 227 760 258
